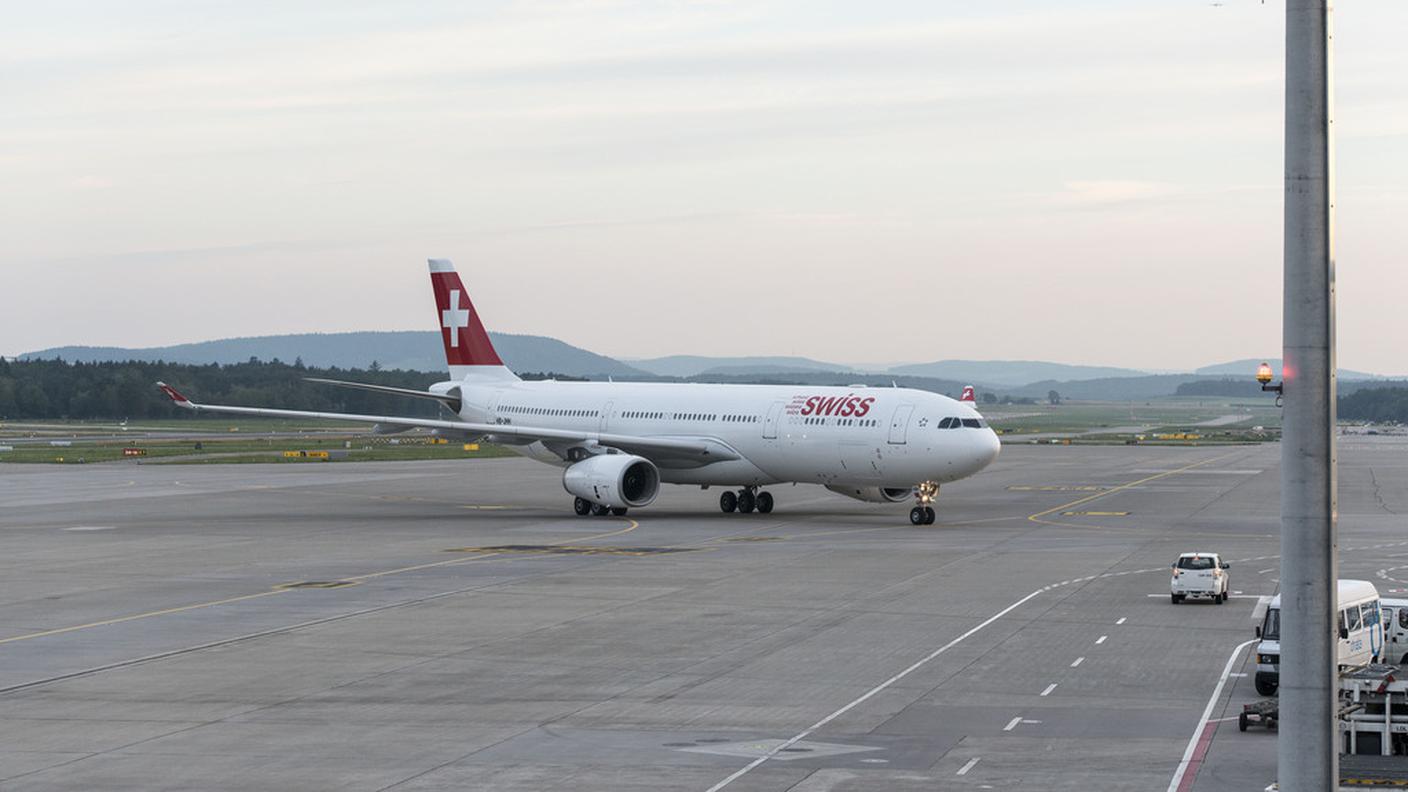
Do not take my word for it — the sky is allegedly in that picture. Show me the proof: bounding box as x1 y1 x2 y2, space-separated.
4 0 1407 373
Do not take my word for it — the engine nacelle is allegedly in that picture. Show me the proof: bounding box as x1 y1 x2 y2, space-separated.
563 454 660 508
826 485 913 504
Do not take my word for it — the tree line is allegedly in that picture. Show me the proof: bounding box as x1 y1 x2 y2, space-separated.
1339 386 1408 424
0 357 447 420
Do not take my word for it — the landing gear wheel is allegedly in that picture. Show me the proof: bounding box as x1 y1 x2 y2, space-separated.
756 491 774 514
720 491 737 513
737 490 756 514
910 507 927 525
590 504 609 516
923 506 935 525
573 497 592 516
611 507 628 517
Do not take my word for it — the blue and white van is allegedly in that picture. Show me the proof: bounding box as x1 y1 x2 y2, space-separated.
1254 579 1385 696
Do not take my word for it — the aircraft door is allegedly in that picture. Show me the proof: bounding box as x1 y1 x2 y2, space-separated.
762 401 784 439
888 404 914 444
599 401 613 433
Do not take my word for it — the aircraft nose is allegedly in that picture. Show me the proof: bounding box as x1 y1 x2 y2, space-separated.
979 429 1001 469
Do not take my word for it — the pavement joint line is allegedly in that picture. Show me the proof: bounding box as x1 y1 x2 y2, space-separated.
0 578 519 696
702 585 1051 792
956 757 981 776
1040 683 1058 696
0 517 637 646
1165 638 1257 792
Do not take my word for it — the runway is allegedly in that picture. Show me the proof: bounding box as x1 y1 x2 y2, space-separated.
1 437 1405 790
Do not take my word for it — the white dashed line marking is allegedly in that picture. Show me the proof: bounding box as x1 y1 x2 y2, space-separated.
1003 717 1022 732
1096 635 1108 645
704 528 1408 791
957 757 981 776
1257 568 1275 575
1071 657 1085 668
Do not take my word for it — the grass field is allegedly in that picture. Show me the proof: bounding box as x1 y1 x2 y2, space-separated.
983 398 1281 436
0 428 516 465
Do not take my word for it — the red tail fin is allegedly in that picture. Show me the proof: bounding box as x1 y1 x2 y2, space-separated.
960 385 976 404
428 259 504 370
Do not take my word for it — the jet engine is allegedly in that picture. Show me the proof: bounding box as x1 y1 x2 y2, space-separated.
825 485 913 504
563 453 660 508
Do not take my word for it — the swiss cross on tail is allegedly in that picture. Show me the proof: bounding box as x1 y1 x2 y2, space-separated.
428 259 504 369
960 385 976 404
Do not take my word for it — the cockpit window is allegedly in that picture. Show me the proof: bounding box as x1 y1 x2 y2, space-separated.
948 417 961 429
961 418 981 428
938 417 954 429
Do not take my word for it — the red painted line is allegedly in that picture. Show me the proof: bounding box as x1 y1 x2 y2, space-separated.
1177 721 1219 792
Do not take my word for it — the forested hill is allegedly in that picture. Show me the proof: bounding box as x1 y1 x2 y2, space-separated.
0 358 448 420
21 331 648 379
1339 386 1408 423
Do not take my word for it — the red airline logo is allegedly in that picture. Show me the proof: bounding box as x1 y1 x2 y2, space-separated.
794 394 875 418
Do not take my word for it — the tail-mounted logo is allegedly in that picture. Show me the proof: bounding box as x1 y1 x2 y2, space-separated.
441 289 471 347
793 394 875 418
960 386 975 402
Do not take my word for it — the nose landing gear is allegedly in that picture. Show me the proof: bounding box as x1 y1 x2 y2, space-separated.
909 481 939 525
720 486 773 514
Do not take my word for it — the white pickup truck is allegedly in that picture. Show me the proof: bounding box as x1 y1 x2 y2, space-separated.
1170 552 1230 604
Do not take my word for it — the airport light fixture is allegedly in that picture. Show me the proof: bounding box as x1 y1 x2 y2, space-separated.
1256 361 1283 406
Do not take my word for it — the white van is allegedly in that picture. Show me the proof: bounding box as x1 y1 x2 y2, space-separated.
1254 579 1385 696
1378 597 1408 666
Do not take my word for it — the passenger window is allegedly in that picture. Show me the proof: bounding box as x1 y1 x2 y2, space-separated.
1365 605 1380 627
1347 606 1362 632
1401 609 1408 630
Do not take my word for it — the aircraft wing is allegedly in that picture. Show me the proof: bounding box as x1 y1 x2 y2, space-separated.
156 382 739 464
304 377 462 411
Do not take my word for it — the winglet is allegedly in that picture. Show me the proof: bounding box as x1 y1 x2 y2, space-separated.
156 382 195 409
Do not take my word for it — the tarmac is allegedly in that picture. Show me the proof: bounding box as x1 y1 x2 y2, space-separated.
1 436 1405 791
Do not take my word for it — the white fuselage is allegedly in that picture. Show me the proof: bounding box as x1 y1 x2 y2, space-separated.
442 379 1000 489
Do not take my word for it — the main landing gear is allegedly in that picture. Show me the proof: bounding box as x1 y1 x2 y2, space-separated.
574 497 627 517
909 481 939 525
720 487 773 515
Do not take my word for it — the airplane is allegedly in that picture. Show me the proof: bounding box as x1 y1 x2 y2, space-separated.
157 259 1001 525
